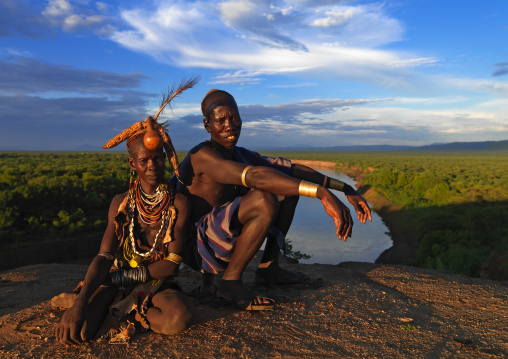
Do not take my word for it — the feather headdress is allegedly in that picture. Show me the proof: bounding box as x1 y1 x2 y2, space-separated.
102 75 200 177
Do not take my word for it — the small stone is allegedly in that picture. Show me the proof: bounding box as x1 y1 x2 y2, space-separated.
397 318 414 323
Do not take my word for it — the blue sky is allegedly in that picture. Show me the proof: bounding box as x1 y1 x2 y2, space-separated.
1 0 507 151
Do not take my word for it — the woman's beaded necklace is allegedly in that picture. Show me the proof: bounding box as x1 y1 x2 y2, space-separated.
126 177 173 267
135 180 170 224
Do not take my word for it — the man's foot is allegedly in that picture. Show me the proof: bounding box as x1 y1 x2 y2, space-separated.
216 279 275 311
255 266 308 285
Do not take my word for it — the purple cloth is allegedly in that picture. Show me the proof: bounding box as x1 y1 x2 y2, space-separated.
195 196 287 274
232 146 292 176
196 197 242 274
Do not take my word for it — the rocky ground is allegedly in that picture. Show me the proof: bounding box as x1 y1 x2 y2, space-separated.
1 161 507 358
1 254 507 358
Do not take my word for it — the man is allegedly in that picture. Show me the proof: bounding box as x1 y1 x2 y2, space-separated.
53 79 198 343
177 89 372 311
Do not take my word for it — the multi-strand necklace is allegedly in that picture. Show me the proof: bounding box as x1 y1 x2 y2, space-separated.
135 180 170 224
125 178 173 267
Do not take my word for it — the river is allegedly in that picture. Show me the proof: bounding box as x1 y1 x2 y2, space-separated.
285 169 393 265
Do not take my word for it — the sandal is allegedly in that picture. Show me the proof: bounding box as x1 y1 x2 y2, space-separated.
216 279 275 311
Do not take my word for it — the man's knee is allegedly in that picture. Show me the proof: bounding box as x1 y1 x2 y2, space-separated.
244 189 279 217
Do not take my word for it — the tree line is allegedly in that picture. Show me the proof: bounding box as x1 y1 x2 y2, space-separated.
1 150 507 278
0 152 179 245
265 150 508 278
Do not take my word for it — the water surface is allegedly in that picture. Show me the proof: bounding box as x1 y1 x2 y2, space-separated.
286 169 392 265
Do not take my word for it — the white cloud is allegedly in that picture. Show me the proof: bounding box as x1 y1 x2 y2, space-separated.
42 0 116 35
219 0 256 22
441 77 508 97
311 9 355 27
108 0 427 88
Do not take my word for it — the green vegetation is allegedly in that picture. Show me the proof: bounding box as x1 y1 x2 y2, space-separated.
0 152 182 247
1 150 507 278
285 238 312 261
263 150 508 278
400 324 416 332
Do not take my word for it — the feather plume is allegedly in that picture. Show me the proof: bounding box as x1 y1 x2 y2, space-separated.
102 76 199 149
102 121 145 149
153 75 200 121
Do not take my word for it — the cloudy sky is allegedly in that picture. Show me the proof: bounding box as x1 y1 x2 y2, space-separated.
1 0 507 150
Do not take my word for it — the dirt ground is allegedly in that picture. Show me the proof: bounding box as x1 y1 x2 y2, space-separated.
1 252 507 359
2 162 507 358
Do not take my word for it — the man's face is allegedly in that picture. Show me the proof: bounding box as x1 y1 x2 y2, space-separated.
205 98 242 150
128 140 166 190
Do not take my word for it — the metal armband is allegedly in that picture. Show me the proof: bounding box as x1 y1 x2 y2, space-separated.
164 253 183 265
298 181 319 198
328 178 345 192
110 266 149 287
241 166 253 187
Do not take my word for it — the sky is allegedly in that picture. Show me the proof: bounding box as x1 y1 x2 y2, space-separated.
1 0 508 151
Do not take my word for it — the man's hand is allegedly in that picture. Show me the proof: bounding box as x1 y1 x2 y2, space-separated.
345 193 372 224
319 189 353 241
342 184 372 224
55 300 87 345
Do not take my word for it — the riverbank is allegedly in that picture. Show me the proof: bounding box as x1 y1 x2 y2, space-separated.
292 160 417 265
337 166 420 265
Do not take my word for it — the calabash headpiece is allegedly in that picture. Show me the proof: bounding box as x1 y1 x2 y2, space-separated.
102 76 200 177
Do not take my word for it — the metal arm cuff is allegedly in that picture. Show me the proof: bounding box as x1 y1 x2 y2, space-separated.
241 166 253 187
298 181 319 198
328 178 345 192
164 252 183 265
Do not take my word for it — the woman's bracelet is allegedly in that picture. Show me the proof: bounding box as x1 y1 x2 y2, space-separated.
110 266 149 287
97 251 115 261
164 252 183 265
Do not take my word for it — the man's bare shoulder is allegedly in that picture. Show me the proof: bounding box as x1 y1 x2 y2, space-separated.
190 145 218 160
188 144 227 171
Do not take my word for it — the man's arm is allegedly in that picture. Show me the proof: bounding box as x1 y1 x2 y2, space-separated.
290 163 372 224
238 151 371 224
192 148 354 240
55 194 123 344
